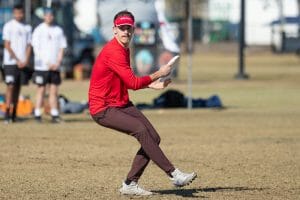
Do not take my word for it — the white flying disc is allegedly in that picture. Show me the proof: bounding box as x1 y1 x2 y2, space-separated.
160 55 180 82
167 55 180 66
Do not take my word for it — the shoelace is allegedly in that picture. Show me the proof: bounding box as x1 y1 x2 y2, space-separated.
173 170 183 177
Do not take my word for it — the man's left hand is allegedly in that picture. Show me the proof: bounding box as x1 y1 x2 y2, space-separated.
148 79 171 90
49 63 60 71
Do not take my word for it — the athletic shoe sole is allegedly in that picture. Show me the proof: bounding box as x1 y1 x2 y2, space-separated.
174 173 197 187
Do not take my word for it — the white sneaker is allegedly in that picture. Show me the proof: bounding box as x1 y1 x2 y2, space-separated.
170 168 197 187
119 181 153 196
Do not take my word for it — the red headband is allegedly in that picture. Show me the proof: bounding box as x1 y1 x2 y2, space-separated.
114 16 134 27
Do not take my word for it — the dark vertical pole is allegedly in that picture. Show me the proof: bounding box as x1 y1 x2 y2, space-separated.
298 0 300 36
185 0 189 53
278 0 286 52
25 0 31 24
235 0 249 79
187 0 193 109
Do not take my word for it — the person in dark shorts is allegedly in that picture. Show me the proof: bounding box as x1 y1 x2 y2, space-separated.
2 4 32 123
31 8 67 123
88 10 197 196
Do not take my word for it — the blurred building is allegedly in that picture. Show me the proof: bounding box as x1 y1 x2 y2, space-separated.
164 0 299 49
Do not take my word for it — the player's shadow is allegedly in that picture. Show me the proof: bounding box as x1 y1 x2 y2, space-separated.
152 186 266 198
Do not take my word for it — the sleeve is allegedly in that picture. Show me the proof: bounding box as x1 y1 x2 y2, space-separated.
108 50 152 90
59 28 67 49
2 23 11 41
31 27 38 48
31 27 41 58
26 25 32 45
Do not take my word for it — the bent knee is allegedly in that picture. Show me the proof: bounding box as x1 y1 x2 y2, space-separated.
132 124 152 141
134 123 148 135
154 135 161 144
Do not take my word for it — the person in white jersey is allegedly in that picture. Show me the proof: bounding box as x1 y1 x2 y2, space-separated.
2 4 32 123
32 8 67 123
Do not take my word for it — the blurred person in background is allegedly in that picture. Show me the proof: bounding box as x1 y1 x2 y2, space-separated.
31 8 67 123
2 4 32 124
89 10 196 196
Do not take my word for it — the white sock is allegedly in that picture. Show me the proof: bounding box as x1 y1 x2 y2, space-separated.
34 108 41 117
50 108 59 117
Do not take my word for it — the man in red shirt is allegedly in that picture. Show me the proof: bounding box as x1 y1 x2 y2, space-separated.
89 10 196 196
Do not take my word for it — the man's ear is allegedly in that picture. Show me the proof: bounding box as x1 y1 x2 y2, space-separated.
113 26 117 35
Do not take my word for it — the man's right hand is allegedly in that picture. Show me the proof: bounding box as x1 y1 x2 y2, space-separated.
17 61 26 69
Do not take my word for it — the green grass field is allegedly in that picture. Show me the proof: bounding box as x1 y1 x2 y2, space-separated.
0 51 300 199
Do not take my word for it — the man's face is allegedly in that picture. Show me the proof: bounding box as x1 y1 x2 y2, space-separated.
113 25 134 47
13 9 24 22
44 13 54 25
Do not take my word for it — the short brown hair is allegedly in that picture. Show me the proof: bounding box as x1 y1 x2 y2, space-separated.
13 4 24 11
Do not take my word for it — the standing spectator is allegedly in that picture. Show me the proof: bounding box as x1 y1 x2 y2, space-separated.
2 4 32 123
89 10 196 196
32 8 67 123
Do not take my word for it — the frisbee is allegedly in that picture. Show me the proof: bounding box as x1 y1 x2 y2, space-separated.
160 55 180 82
167 55 180 66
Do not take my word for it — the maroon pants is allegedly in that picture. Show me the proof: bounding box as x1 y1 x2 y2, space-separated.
92 103 175 182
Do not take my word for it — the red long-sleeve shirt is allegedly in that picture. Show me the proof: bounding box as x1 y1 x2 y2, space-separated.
88 38 152 115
